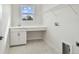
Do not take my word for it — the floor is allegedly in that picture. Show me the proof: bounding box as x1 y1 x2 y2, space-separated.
9 39 56 54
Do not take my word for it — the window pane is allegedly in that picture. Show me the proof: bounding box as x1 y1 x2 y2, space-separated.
21 7 33 14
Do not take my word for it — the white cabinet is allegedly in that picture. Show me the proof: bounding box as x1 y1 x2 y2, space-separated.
10 29 27 46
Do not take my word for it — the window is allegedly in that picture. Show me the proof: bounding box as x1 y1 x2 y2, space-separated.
21 6 34 21
21 7 33 14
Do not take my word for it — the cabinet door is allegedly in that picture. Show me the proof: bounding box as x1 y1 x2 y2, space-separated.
10 29 27 46
18 31 27 44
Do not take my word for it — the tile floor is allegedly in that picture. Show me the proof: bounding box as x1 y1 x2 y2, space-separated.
9 39 56 54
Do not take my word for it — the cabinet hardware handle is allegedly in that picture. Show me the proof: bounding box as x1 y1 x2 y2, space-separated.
17 33 20 36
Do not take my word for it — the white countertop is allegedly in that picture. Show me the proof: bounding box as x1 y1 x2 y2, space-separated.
9 26 47 31
10 26 47 28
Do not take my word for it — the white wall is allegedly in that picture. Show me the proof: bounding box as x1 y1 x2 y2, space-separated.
11 4 43 27
70 5 79 54
0 5 3 36
0 5 11 53
42 4 59 13
43 4 79 54
1 5 11 36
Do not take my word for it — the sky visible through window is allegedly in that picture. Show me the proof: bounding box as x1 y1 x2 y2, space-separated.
21 7 33 14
